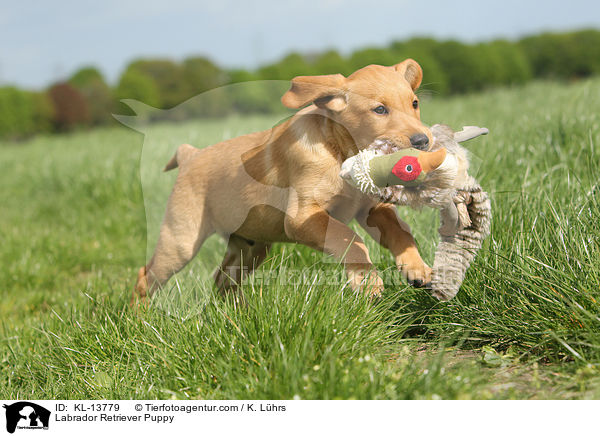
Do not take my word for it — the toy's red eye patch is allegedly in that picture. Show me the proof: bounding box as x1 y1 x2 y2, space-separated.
392 156 421 181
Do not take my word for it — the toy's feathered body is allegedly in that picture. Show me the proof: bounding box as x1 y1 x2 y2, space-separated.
340 124 492 301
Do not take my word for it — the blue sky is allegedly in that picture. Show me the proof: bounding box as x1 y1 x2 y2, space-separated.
2 0 599 88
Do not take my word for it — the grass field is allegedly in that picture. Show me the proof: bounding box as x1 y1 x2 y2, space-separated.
1 77 600 399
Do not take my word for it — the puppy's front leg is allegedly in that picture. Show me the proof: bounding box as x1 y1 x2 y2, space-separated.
284 204 383 297
358 203 432 288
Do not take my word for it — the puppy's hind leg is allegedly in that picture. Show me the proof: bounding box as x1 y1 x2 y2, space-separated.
133 192 214 305
213 235 271 298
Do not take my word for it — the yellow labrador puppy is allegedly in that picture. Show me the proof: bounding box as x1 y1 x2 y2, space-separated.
134 59 434 303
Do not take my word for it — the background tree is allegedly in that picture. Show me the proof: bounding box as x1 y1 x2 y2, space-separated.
47 83 89 131
69 67 114 125
0 87 36 138
431 40 483 93
519 32 577 79
565 30 600 77
348 47 399 72
258 53 315 80
183 57 228 95
123 59 188 108
115 68 161 108
226 70 278 114
312 49 352 76
30 92 55 134
484 40 532 86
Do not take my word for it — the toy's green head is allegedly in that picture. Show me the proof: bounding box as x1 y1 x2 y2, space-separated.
369 149 426 187
340 147 448 192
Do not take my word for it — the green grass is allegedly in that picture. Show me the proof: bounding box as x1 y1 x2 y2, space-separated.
1 78 600 399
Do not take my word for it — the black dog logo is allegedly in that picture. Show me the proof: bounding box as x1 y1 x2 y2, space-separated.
2 402 50 434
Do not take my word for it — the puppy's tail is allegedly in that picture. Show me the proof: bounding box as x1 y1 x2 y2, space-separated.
164 144 198 172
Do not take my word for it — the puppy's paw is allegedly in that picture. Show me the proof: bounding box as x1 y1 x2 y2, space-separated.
398 257 432 289
347 269 384 299
131 266 149 309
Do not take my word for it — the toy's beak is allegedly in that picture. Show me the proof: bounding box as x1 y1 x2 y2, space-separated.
417 148 447 172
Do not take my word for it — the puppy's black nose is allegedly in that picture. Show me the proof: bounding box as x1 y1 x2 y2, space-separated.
410 133 429 150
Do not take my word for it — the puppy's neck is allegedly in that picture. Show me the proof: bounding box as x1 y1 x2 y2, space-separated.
291 107 356 162
324 117 356 161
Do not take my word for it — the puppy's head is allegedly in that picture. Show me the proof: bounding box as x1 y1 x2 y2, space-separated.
281 59 432 152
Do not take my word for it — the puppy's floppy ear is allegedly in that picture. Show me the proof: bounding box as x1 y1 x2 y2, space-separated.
281 74 347 111
394 59 423 90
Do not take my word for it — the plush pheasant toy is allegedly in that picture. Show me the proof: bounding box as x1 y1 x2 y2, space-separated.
340 146 455 193
340 125 492 301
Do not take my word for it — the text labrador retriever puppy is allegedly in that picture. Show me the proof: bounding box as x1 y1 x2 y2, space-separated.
134 59 434 303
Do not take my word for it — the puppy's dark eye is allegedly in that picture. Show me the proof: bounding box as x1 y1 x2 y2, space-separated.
412 100 419 109
372 105 388 115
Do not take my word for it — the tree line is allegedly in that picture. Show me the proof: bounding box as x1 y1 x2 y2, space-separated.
1 29 599 139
